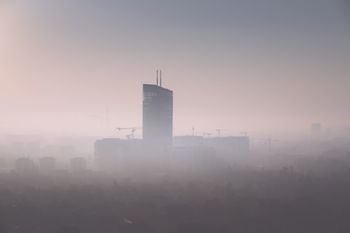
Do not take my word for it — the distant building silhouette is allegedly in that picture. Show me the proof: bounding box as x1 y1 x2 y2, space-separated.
143 72 173 146
70 157 87 172
15 157 36 174
173 136 204 147
205 136 250 154
174 136 250 156
39 157 56 172
95 138 127 171
94 138 145 172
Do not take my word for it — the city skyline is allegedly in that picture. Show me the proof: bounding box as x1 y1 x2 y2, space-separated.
1 2 350 232
0 0 349 136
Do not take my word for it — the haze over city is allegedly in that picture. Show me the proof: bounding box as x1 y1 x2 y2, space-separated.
1 1 350 233
1 0 349 136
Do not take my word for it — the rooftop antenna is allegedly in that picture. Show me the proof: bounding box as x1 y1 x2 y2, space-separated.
156 70 159 86
160 70 162 87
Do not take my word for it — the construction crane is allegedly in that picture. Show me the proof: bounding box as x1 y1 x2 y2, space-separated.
115 127 141 139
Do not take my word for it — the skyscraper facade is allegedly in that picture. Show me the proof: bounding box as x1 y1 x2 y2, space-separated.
143 82 173 146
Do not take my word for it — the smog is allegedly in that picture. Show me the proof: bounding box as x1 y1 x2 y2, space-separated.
0 0 350 232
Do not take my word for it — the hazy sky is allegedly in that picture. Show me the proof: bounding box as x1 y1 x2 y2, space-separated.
0 0 349 137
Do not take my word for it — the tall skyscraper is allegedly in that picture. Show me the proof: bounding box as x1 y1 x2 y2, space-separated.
143 71 173 146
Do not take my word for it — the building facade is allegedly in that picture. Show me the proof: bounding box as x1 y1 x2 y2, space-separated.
143 84 173 146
